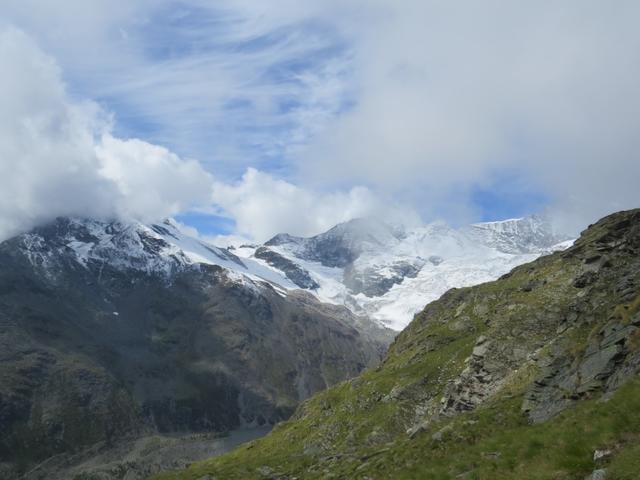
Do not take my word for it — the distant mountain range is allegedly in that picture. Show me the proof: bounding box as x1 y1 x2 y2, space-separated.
234 214 574 329
16 214 572 332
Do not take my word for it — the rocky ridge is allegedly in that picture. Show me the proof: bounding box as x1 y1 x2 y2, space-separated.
158 208 640 480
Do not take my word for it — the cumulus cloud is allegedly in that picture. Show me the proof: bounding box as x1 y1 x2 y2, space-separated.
0 26 212 240
210 168 418 242
0 25 388 243
96 135 213 222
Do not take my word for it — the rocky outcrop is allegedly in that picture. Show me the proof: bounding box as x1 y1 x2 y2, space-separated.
438 335 508 415
253 247 319 289
521 215 640 422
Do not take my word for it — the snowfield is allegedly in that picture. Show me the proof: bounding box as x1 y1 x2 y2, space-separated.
28 215 572 331
231 216 574 330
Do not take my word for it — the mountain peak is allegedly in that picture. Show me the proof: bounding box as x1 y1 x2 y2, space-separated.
231 213 576 330
470 214 570 254
264 232 304 247
6 216 302 289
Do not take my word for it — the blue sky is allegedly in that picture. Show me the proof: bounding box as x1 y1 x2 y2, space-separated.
99 6 351 178
176 212 237 238
1 1 639 241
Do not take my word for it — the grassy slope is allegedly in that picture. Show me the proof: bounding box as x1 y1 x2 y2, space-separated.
153 209 640 480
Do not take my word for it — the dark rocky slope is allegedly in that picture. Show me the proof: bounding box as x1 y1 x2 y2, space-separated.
157 208 640 480
0 218 389 479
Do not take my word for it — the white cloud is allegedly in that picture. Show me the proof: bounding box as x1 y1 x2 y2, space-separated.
142 0 639 230
0 26 212 240
3 1 640 240
210 168 418 242
0 0 352 174
96 135 212 222
0 24 385 244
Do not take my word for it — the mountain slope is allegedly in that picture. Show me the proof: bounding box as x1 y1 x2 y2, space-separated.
157 208 640 480
237 215 572 329
0 217 390 479
470 214 567 254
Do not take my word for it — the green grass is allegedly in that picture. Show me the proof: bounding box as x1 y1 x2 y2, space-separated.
386 378 640 479
152 378 640 480
608 443 640 479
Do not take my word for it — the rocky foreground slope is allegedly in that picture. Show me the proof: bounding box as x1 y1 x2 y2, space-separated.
156 209 640 480
0 218 390 479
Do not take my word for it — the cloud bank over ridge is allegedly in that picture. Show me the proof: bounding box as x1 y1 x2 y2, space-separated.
1 1 640 241
0 27 212 240
0 26 398 243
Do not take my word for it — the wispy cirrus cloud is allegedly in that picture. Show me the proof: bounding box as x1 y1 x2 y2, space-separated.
0 16 379 243
1 0 353 178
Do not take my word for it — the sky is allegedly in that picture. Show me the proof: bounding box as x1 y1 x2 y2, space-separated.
1 1 639 243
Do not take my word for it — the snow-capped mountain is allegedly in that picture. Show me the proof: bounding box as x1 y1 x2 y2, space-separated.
234 215 574 330
16 215 571 332
19 216 296 289
0 213 572 477
470 214 569 254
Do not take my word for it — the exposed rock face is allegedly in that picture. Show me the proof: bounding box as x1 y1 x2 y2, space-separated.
266 218 404 269
521 216 640 423
0 217 390 479
162 209 640 480
253 246 319 289
343 259 424 297
438 334 505 415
